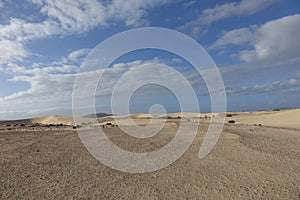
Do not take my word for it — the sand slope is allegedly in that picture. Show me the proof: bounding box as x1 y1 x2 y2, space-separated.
232 109 300 129
30 116 75 125
30 116 96 126
1 108 299 129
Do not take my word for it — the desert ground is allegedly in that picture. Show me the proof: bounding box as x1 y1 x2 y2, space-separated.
0 109 300 199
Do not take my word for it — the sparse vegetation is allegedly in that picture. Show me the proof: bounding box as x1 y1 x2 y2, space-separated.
73 125 82 129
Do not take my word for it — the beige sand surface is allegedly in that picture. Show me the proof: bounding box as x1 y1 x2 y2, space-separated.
31 116 96 126
0 115 95 127
31 116 76 125
0 109 300 199
229 109 300 129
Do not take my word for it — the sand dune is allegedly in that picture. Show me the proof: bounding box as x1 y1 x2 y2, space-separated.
31 115 95 126
129 113 154 119
231 108 300 129
30 116 75 125
1 108 299 129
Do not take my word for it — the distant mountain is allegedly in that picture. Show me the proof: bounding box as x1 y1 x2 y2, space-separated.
83 113 113 118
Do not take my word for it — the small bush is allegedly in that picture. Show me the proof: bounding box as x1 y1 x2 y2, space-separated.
228 120 235 124
73 125 82 129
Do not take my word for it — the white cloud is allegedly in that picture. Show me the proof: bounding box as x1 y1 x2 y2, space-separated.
209 26 257 50
29 0 172 35
0 18 60 42
5 63 78 75
33 0 107 33
1 73 77 105
179 0 279 37
184 1 196 8
0 0 9 8
0 40 29 64
211 14 300 64
107 0 172 26
0 0 173 67
228 78 300 95
1 55 299 119
240 14 300 63
68 48 91 62
0 58 196 119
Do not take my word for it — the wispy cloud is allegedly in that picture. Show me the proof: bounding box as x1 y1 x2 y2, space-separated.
227 78 300 95
184 0 196 8
209 26 257 50
178 0 279 37
5 63 78 75
0 0 9 8
0 0 173 67
67 48 91 63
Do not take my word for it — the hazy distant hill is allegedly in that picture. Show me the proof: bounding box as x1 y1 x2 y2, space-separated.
83 113 113 118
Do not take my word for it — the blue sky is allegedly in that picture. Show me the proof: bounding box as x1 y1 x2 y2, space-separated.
0 0 299 119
